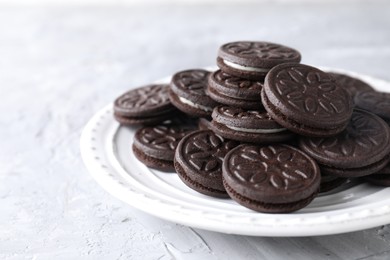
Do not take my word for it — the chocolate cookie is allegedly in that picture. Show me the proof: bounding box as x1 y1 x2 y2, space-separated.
329 72 375 97
262 63 353 137
354 91 390 124
169 69 219 117
132 125 193 172
222 144 320 213
209 106 294 144
299 109 390 177
217 41 301 81
206 70 263 109
363 163 390 186
114 84 178 125
174 130 238 198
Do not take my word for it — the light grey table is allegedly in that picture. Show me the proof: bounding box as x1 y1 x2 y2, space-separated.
1 2 390 259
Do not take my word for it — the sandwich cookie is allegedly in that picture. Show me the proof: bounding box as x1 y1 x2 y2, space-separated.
206 70 263 110
329 72 375 97
222 144 321 213
217 41 301 81
169 69 219 117
210 106 294 144
132 125 194 172
262 63 353 137
114 84 178 126
174 130 238 198
364 163 390 187
354 90 390 124
299 109 390 177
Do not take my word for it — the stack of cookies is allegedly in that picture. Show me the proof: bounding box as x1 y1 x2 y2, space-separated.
113 41 390 213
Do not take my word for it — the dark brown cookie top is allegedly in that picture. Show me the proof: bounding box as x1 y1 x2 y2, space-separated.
175 130 238 183
329 72 375 97
212 106 284 129
222 144 320 204
354 91 390 123
299 109 390 168
133 125 193 161
173 69 209 92
170 69 209 96
218 41 301 68
264 63 353 129
170 69 218 108
114 84 173 117
208 70 263 100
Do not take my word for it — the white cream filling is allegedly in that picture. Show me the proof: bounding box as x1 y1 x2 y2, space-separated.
178 96 213 112
226 125 287 134
223 59 269 73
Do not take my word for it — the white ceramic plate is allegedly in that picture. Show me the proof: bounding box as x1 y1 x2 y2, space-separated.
80 68 390 237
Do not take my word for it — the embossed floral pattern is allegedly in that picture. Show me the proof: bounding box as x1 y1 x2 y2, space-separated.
116 84 170 109
182 132 237 176
223 42 300 60
303 110 388 158
139 126 191 151
274 66 351 117
227 145 315 190
174 70 209 94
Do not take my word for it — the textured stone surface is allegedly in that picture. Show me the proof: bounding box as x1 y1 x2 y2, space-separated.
1 2 390 259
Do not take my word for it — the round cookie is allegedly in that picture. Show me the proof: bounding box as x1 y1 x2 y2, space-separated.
169 69 219 118
328 72 375 97
222 144 321 213
299 109 390 178
132 125 194 172
217 41 301 81
206 70 263 109
174 130 238 198
363 163 390 187
354 90 390 124
114 84 178 126
262 63 353 137
210 106 294 144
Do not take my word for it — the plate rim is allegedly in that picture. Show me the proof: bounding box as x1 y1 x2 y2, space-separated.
80 68 390 237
